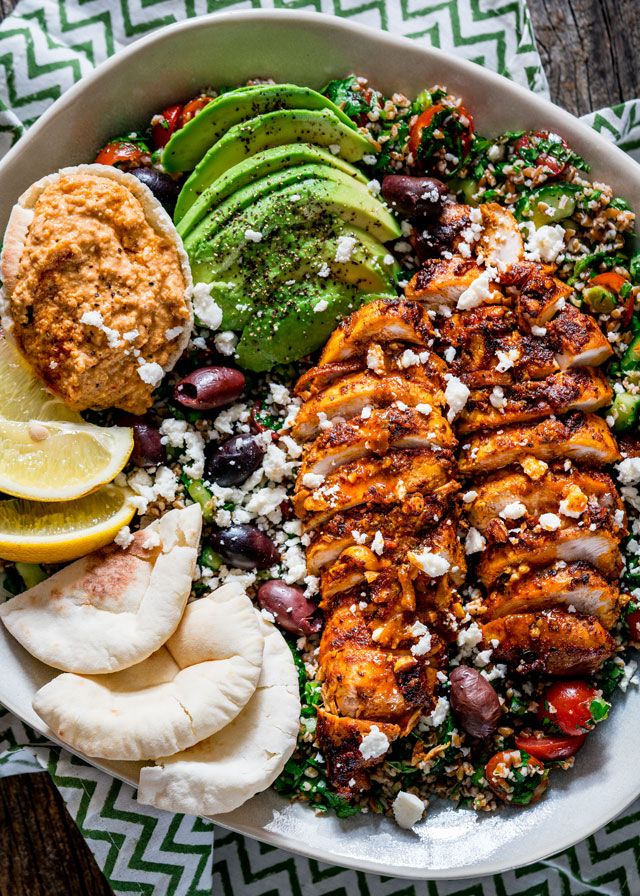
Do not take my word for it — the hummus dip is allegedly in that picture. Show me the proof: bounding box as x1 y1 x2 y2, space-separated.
5 169 191 415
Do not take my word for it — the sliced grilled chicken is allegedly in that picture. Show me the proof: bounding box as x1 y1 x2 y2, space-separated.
291 371 444 442
305 486 458 572
458 368 613 435
299 405 455 480
317 299 434 366
294 447 456 521
485 562 621 629
319 598 441 727
466 467 625 533
442 305 612 387
297 346 448 401
405 257 505 309
316 710 400 795
476 202 524 269
477 524 622 587
458 413 621 474
500 261 572 329
483 609 617 676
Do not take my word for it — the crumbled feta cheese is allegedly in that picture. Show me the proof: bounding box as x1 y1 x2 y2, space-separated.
317 263 331 279
245 486 288 517
499 501 527 520
444 375 470 423
617 457 640 485
443 345 457 363
465 527 486 554
366 345 386 375
114 526 133 549
351 530 368 545
392 791 425 829
314 298 329 312
192 282 223 330
214 331 237 356
302 473 325 489
408 548 450 577
422 696 450 728
334 235 358 263
522 222 566 263
559 484 588 518
164 326 183 341
123 329 140 343
539 512 561 531
79 310 122 348
137 360 164 387
457 621 483 654
531 325 547 337
456 269 495 310
244 228 263 243
359 725 390 760
463 490 478 503
489 386 507 409
367 178 381 196
415 403 432 416
410 620 432 656
371 530 385 555
495 348 519 372
361 405 373 420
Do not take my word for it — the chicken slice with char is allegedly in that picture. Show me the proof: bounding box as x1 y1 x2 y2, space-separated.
476 203 525 270
500 261 573 330
405 256 506 309
316 710 400 796
485 562 621 629
458 413 621 474
299 405 455 480
477 523 622 587
548 304 614 368
305 485 458 571
483 609 617 676
317 298 434 366
458 368 613 435
467 467 625 533
290 370 444 442
295 446 456 523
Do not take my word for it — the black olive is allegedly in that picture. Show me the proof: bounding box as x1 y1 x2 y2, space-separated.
174 367 245 411
131 423 166 468
205 434 264 487
129 167 180 214
210 525 280 570
381 175 448 219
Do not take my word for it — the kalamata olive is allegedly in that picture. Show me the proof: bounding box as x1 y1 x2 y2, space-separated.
129 167 180 214
381 175 448 218
131 422 167 468
257 580 322 636
449 665 502 738
174 367 245 411
210 525 280 570
205 434 265 487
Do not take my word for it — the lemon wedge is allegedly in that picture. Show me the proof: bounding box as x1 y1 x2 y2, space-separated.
0 336 133 501
0 419 134 502
0 485 137 563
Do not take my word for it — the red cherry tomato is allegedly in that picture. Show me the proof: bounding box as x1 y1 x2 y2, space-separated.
408 103 474 160
514 129 568 176
179 95 214 127
590 271 627 294
95 139 146 168
485 749 548 805
515 733 586 761
621 292 636 329
538 680 607 736
627 608 640 643
152 104 182 149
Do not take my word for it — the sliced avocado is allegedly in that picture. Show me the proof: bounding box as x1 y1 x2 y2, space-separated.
186 178 400 274
235 282 384 372
199 223 398 328
174 109 373 221
185 167 399 255
176 143 367 238
163 83 356 174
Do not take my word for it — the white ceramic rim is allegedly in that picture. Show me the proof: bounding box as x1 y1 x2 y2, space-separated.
1 9 640 880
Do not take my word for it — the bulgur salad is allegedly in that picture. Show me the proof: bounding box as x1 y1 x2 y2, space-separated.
0 73 639 829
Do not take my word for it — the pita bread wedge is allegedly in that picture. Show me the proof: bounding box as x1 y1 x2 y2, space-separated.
1 164 193 415
32 582 264 760
0 504 203 674
137 615 301 817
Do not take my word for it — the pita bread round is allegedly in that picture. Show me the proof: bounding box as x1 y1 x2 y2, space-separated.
0 505 203 674
137 615 301 817
32 582 264 760
0 163 193 383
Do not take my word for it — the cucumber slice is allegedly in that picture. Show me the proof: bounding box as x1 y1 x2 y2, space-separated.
583 285 618 314
515 183 582 228
622 333 640 373
610 391 640 432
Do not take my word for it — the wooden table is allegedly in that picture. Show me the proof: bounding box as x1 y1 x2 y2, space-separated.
0 0 639 893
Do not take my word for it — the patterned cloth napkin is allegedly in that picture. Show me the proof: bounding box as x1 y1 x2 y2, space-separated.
1 2 639 894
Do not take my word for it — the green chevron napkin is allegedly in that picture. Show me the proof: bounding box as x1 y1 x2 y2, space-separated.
0 2 639 895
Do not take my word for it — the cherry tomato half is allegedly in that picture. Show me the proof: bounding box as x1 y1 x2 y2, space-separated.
95 139 147 168
408 103 474 162
151 104 183 150
485 749 548 805
179 95 214 127
514 129 568 176
538 680 609 736
590 271 627 294
627 608 640 643
515 733 586 761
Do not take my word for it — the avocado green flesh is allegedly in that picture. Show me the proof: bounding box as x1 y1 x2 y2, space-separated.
236 283 395 372
176 144 367 238
186 179 400 270
163 83 356 174
174 108 373 221
193 223 398 331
